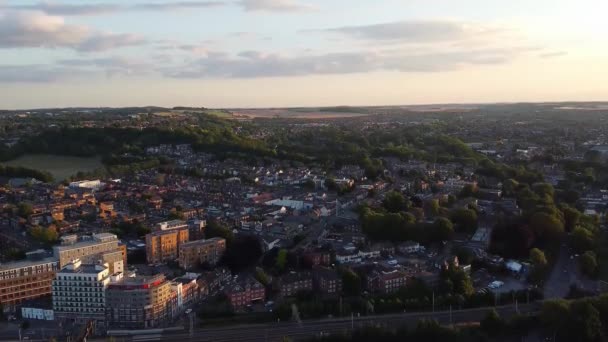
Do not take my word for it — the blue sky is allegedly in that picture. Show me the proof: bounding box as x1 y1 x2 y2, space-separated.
0 0 606 108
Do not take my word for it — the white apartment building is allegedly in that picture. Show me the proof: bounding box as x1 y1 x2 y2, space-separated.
53 233 124 273
52 259 110 326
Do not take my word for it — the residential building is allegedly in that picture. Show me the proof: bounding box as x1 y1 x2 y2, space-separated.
105 274 172 329
52 259 110 326
155 220 188 232
302 250 331 267
312 267 342 295
189 220 206 240
397 241 421 255
145 227 189 264
53 233 125 273
178 237 226 270
367 269 407 294
224 277 265 309
199 268 231 295
172 276 199 307
277 271 313 297
0 255 58 311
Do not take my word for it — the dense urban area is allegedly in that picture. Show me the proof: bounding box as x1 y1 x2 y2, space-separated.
1 103 608 341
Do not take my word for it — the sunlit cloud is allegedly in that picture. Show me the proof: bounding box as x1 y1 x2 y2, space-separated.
0 11 146 51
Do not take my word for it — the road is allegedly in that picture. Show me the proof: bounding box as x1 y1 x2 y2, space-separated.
544 241 597 298
0 325 62 342
101 304 539 342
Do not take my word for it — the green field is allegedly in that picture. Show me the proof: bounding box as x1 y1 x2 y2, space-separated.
2 154 104 181
203 109 233 118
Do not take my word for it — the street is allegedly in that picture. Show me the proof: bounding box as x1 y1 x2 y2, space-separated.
544 241 597 298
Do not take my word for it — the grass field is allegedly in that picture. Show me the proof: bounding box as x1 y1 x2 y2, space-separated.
2 154 104 181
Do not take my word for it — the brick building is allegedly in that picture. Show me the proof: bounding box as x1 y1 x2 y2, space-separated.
178 237 226 270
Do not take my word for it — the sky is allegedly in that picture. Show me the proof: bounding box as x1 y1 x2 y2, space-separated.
0 0 607 109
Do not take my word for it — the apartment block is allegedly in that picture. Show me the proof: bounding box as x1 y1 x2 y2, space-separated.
52 259 110 325
277 271 313 297
178 237 226 270
225 277 265 309
313 266 342 295
146 227 189 264
0 254 58 311
105 274 172 329
367 269 407 294
53 233 126 273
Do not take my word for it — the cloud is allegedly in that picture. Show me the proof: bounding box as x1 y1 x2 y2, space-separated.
132 1 225 11
0 64 92 82
238 0 315 12
3 1 226 16
0 11 146 51
0 42 533 83
316 20 502 43
163 46 528 79
57 56 151 76
77 33 146 52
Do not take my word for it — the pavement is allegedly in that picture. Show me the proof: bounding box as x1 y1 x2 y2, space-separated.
97 304 539 342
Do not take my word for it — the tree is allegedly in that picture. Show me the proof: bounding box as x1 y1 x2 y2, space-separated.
447 195 457 207
502 179 519 197
571 301 602 341
530 248 548 267
451 208 478 234
276 249 288 272
571 227 595 253
453 246 475 265
533 182 555 198
17 202 33 218
540 299 570 335
528 247 549 284
529 212 564 242
255 268 270 286
44 225 58 243
206 220 234 243
383 191 408 213
222 235 262 272
342 270 362 296
579 251 598 277
428 199 440 216
459 183 477 198
480 309 504 335
562 206 582 232
168 208 185 220
154 173 166 186
440 263 474 296
431 217 454 242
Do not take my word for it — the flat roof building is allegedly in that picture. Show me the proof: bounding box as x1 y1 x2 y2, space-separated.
53 233 126 273
105 274 172 329
178 237 226 270
146 228 189 264
0 257 59 311
52 259 110 326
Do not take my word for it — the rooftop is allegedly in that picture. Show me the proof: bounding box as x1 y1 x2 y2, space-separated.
59 263 107 275
180 237 225 247
108 274 166 289
0 257 58 271
54 233 119 252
